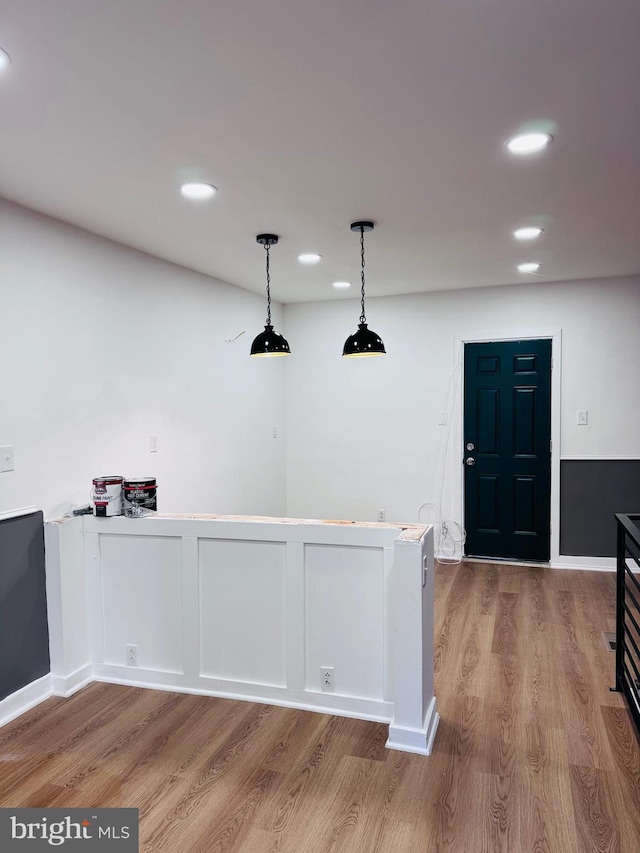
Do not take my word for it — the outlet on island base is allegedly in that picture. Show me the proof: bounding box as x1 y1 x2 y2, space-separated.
321 666 335 692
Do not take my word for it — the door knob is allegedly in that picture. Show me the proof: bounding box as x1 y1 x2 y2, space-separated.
465 457 475 466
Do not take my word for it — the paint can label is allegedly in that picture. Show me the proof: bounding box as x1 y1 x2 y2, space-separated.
91 476 124 517
123 478 157 518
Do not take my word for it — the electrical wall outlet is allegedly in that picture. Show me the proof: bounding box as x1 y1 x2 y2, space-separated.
377 509 386 522
126 644 138 666
321 665 335 692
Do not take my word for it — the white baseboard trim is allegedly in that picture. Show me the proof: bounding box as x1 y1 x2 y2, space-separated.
550 556 616 572
560 456 640 461
91 666 393 724
463 555 616 572
51 664 94 698
386 698 440 756
0 506 37 522
0 674 53 729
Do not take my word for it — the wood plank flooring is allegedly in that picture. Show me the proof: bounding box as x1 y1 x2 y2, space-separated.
1 561 639 851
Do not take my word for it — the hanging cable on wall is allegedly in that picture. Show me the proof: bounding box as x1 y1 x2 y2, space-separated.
413 338 467 564
417 502 466 565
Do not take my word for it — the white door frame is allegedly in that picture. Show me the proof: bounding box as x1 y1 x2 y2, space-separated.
454 329 562 563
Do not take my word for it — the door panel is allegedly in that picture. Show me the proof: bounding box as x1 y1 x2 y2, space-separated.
513 476 536 533
477 476 499 531
464 339 551 561
513 388 535 455
477 388 499 454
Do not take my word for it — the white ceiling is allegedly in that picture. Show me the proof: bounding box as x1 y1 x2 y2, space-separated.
1 0 639 303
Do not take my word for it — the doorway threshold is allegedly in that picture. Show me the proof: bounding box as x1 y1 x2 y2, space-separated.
463 555 551 568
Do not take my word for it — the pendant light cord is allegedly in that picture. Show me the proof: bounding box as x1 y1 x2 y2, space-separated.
359 226 367 324
265 242 272 326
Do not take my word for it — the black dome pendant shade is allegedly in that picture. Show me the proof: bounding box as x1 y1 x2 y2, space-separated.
251 234 291 357
342 323 386 357
343 221 386 357
250 324 290 356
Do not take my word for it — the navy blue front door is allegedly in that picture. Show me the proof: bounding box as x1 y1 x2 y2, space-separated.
464 339 552 561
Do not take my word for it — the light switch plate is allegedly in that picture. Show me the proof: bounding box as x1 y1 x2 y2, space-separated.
0 446 14 472
577 410 589 426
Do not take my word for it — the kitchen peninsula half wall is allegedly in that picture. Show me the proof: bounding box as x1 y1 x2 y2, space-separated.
45 513 438 755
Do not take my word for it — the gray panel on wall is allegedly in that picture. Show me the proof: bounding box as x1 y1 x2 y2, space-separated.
0 511 50 701
560 461 640 557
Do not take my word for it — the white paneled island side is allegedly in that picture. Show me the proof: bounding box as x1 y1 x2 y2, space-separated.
44 513 439 755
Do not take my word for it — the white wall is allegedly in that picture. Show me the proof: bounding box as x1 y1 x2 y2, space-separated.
0 199 286 519
283 276 640 537
2 197 638 539
42 513 438 753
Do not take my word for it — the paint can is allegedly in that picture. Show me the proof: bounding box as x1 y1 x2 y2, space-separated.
123 477 157 518
91 475 124 517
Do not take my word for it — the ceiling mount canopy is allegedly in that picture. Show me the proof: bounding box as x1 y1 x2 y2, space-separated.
342 221 386 358
251 233 291 358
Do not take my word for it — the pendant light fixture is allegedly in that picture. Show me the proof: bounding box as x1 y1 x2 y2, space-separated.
343 221 386 357
250 234 291 357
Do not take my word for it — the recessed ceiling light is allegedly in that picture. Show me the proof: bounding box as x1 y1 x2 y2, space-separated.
333 281 351 289
506 133 552 155
514 226 544 240
518 262 541 273
180 182 217 200
0 48 11 71
298 253 321 264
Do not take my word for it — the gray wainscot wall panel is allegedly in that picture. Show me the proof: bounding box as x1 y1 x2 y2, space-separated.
560 460 640 557
0 511 50 701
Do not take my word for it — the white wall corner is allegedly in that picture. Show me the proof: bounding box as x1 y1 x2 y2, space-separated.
387 527 438 755
45 517 92 679
51 665 94 698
